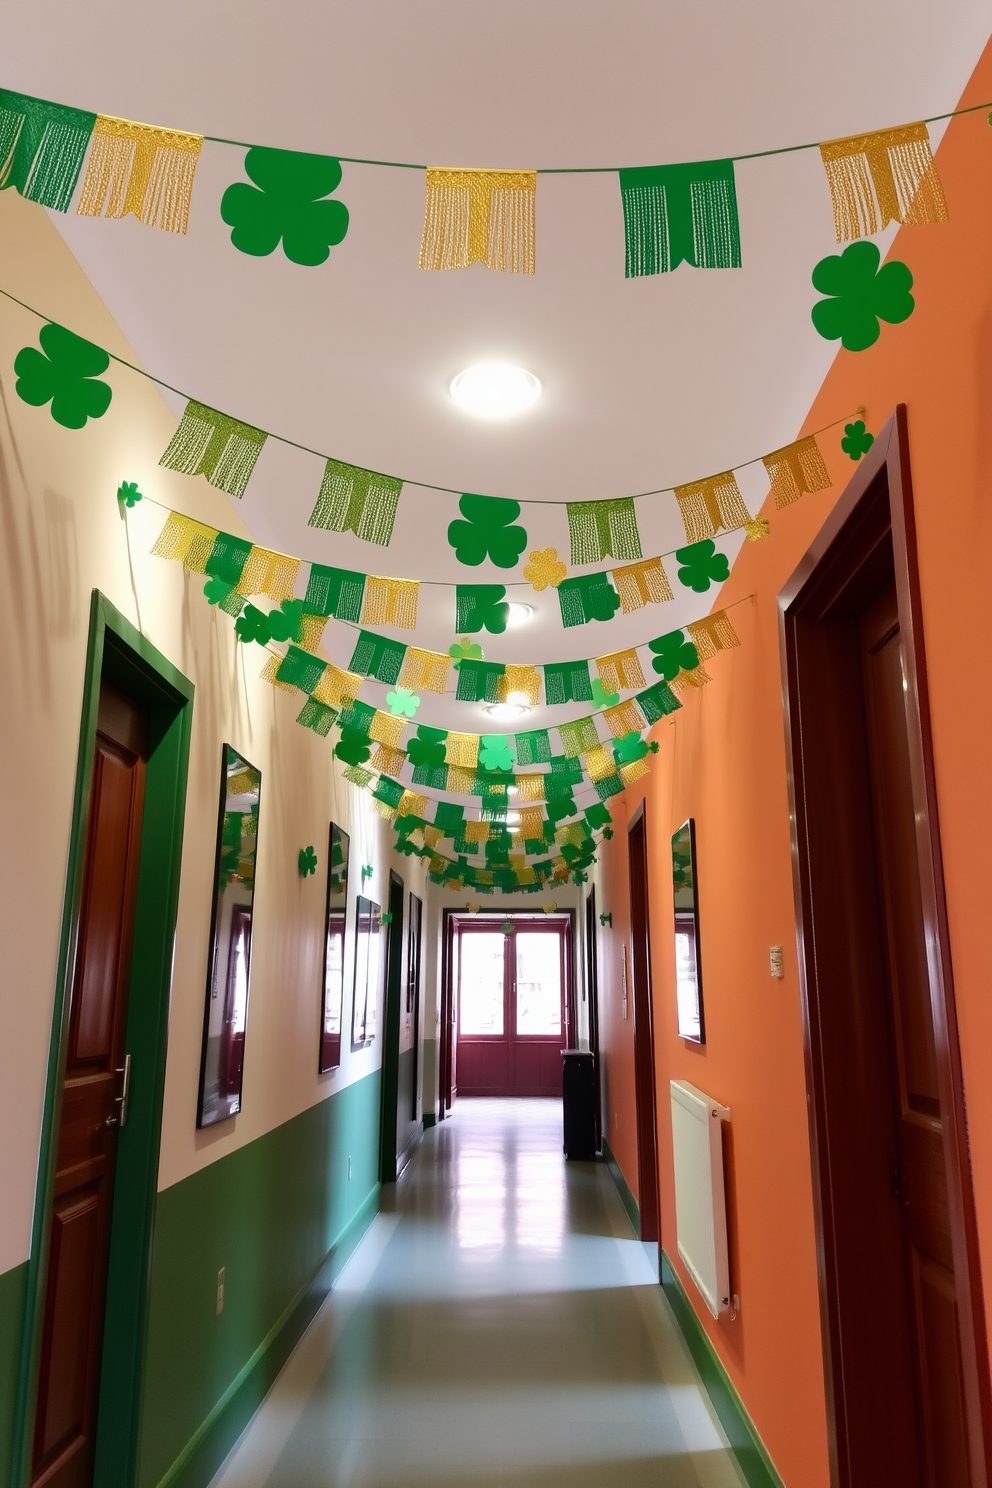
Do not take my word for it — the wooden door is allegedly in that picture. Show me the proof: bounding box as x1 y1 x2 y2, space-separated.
455 919 569 1096
585 890 603 1151
32 682 147 1488
405 894 423 1122
628 811 660 1244
378 874 406 1182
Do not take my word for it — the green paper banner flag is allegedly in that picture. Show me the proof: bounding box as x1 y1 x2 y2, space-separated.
412 761 449 789
549 756 584 782
595 774 625 801
636 679 682 723
433 802 465 837
585 804 612 831
514 729 552 766
456 584 509 634
296 697 338 736
204 531 253 587
309 459 402 547
557 573 621 628
338 698 376 733
349 630 406 684
303 564 366 623
276 645 327 693
557 715 600 760
0 90 96 211
619 160 741 277
160 400 268 498
566 498 641 566
455 658 506 703
543 660 593 705
373 776 405 810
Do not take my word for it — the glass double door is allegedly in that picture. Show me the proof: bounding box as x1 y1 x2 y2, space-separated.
455 920 568 1096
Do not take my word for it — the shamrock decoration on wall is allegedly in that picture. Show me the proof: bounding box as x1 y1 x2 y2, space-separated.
235 603 273 645
675 540 730 593
448 495 528 568
479 735 514 772
406 727 447 770
590 678 620 710
334 727 372 767
267 598 304 643
204 576 245 611
613 731 659 767
648 630 700 681
841 419 875 460
14 324 112 429
523 547 567 590
811 241 914 352
298 845 318 878
386 686 420 718
221 148 350 266
449 637 484 671
117 480 142 508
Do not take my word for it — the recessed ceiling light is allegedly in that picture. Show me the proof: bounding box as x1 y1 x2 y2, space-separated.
450 364 541 419
505 603 533 626
507 785 519 797
505 812 521 827
484 701 531 722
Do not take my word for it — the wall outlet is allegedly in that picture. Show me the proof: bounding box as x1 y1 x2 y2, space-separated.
348 1156 352 1181
769 946 785 979
216 1267 225 1316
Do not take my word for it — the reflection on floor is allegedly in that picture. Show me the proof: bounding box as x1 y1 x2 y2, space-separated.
213 1098 745 1488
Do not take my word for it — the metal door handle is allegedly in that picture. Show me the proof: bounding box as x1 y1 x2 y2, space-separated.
114 1054 131 1129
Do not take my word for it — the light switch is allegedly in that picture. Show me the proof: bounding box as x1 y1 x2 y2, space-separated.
769 946 784 979
216 1267 225 1316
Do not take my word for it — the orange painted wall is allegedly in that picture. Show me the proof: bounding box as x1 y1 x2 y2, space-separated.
595 40 992 1488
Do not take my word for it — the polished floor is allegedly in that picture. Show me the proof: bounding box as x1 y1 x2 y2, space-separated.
214 1099 745 1488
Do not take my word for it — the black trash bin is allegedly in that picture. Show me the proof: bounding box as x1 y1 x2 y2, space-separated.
561 1050 597 1160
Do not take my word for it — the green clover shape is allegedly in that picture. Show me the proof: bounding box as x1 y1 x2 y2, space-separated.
221 148 350 266
479 735 514 772
334 727 372 767
386 687 420 718
811 241 914 353
591 678 620 710
267 599 304 643
204 575 237 607
602 827 614 840
614 731 648 766
649 630 700 681
675 540 730 593
298 845 318 878
117 480 142 508
841 419 875 460
14 323 112 429
235 603 272 645
447 495 528 569
449 637 484 671
406 730 447 769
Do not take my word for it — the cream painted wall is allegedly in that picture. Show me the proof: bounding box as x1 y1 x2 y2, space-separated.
0 189 428 1276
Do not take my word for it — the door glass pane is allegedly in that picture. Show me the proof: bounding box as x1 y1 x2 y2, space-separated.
459 933 505 1035
515 933 562 1037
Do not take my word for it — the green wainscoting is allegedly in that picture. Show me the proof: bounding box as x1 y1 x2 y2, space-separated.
602 1139 640 1237
0 1262 28 1483
137 1071 381 1488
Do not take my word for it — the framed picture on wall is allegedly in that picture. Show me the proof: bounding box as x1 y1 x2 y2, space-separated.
352 896 381 1048
319 823 350 1072
672 818 705 1044
197 745 262 1127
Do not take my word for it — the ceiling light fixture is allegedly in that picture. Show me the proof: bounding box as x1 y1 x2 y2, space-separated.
484 701 531 722
505 603 533 626
450 363 541 419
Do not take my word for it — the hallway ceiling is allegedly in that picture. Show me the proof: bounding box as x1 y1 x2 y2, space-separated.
3 1 988 737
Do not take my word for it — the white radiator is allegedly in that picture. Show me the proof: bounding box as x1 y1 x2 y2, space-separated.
670 1081 732 1319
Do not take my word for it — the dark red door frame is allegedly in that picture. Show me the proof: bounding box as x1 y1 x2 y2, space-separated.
628 804 660 1244
779 405 992 1485
585 888 603 1151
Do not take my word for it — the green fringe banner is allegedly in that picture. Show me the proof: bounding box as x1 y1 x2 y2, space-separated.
303 563 366 623
455 658 506 703
566 498 641 565
619 159 741 277
0 89 95 211
348 629 406 684
159 400 268 497
543 660 593 705
309 458 402 547
557 573 622 628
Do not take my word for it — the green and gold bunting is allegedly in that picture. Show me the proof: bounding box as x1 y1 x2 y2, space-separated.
398 647 450 694
160 401 267 498
308 459 402 547
687 609 741 659
673 471 752 544
303 564 366 623
611 556 673 613
499 666 542 707
360 575 419 630
455 658 506 703
419 169 537 274
456 585 509 634
619 160 741 277
819 122 947 243
558 716 600 759
557 573 621 628
595 647 646 694
349 630 407 684
762 435 832 509
78 115 203 233
566 499 641 566
544 661 593 705
297 697 338 736
603 698 646 738
0 89 95 210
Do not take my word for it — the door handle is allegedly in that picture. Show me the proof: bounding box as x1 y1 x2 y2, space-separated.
113 1054 131 1129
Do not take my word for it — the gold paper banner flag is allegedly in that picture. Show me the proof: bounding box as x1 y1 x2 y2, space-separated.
446 765 476 795
371 743 405 777
519 806 544 838
259 654 298 694
424 824 443 847
465 820 490 844
236 546 301 603
419 168 537 274
687 610 741 660
620 757 651 787
762 436 832 510
499 665 542 706
78 115 202 233
819 122 948 243
585 744 618 783
445 732 479 769
515 775 545 803
399 793 429 822
398 647 449 695
151 511 218 572
552 859 570 882
674 472 752 544
430 853 450 876
370 711 406 748
670 665 712 696
603 699 646 738
312 663 362 708
515 864 537 885
371 796 398 821
297 614 329 652
595 648 646 694
611 556 673 613
360 575 420 630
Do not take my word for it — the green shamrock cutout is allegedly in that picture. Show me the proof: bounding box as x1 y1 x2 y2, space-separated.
811 241 914 352
675 540 730 593
447 495 528 569
449 637 484 671
298 845 318 878
14 323 112 429
602 827 614 840
334 727 372 767
406 728 447 770
479 735 514 772
841 419 875 460
648 630 700 681
204 575 237 606
267 599 304 643
221 148 349 266
614 731 652 766
386 687 420 718
591 678 620 710
235 604 272 646
117 480 142 508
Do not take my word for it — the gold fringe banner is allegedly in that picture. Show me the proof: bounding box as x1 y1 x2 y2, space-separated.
371 743 405 777
398 647 449 695
674 472 752 544
312 663 362 708
515 775 545 803
611 556 673 613
603 698 646 738
670 665 712 696
360 575 420 630
151 511 218 572
445 732 479 769
552 859 570 882
371 796 398 821
259 654 298 694
687 610 741 661
424 824 443 847
159 400 267 499
446 765 476 795
499 665 542 706
236 546 300 602
419 168 537 274
399 791 429 819
819 122 948 243
585 744 618 783
78 114 202 233
370 711 406 748
519 806 545 837
620 757 651 788
762 436 832 510
595 647 646 694
464 820 490 844
298 614 329 652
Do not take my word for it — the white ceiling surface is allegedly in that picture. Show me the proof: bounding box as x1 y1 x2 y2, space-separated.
3 1 989 738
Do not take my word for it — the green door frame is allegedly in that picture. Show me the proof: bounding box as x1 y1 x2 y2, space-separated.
12 590 194 1488
378 872 405 1184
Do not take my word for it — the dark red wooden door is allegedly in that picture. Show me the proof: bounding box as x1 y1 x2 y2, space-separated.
32 682 147 1488
455 920 570 1096
628 811 659 1244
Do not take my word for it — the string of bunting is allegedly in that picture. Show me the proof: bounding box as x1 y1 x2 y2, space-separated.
1 84 983 276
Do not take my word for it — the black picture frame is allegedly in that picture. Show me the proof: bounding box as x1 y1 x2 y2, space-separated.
197 744 262 1127
672 817 705 1044
351 895 381 1048
319 823 350 1072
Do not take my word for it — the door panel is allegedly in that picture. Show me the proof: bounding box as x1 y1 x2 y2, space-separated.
455 920 570 1096
628 813 660 1244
